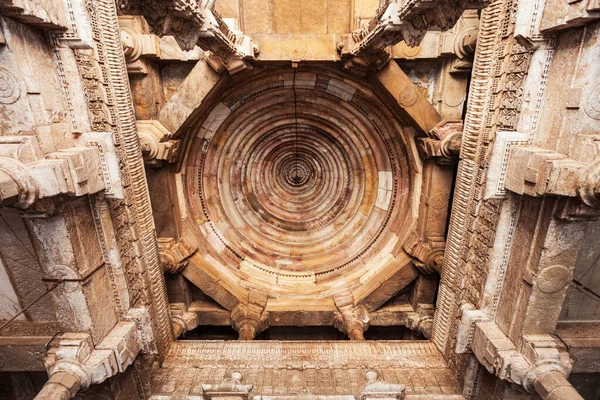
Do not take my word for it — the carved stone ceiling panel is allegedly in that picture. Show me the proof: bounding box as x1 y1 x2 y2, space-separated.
151 340 460 397
180 66 422 304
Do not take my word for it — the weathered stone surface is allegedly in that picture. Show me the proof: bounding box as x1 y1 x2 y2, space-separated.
0 1 599 399
152 341 461 398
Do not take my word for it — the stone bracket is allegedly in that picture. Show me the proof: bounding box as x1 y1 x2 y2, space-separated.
44 310 147 390
0 127 123 208
470 321 574 393
338 0 489 75
136 120 181 167
504 146 600 214
118 1 259 75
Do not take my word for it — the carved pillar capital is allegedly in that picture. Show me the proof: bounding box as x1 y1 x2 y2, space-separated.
118 16 161 75
44 318 143 395
158 234 198 274
403 232 444 274
0 156 39 208
577 158 600 208
231 291 269 340
470 322 582 398
0 127 122 209
505 145 600 218
333 292 369 340
405 304 435 339
170 303 199 338
136 120 181 167
417 120 463 164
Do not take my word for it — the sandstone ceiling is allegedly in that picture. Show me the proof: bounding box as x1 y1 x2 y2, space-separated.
182 66 419 300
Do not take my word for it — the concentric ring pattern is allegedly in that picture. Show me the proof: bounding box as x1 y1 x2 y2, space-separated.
186 67 417 292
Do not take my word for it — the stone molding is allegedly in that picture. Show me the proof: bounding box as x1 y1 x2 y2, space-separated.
83 0 174 354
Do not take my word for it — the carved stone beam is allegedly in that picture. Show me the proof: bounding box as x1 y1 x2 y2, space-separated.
202 372 254 400
376 61 441 133
359 371 406 400
505 146 600 216
35 308 151 399
136 120 181 167
369 300 434 339
158 235 198 274
416 120 463 164
470 322 583 399
118 0 259 75
0 130 119 209
338 0 489 75
333 291 369 340
231 291 269 340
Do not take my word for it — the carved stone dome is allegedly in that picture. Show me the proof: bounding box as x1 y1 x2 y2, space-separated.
183 66 421 299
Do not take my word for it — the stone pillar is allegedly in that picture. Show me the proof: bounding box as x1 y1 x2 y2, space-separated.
34 372 81 400
534 370 583 400
231 291 269 340
333 292 369 340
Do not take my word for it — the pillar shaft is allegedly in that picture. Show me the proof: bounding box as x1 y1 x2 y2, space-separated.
534 371 583 400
